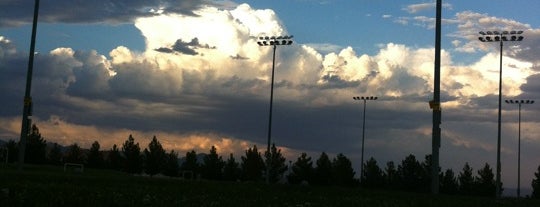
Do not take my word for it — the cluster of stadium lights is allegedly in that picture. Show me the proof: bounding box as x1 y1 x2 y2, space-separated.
257 35 294 46
353 96 378 101
505 99 534 104
478 30 524 42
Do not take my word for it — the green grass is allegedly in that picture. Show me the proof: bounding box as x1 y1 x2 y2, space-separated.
1 164 539 207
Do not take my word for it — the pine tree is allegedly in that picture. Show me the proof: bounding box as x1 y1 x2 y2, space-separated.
144 136 166 176
384 161 398 189
287 152 314 184
87 141 104 168
223 153 241 181
362 157 384 188
532 165 540 198
201 146 225 180
107 144 122 170
181 150 200 179
122 135 142 174
163 150 179 177
458 162 475 195
241 145 264 181
314 152 332 185
48 143 63 165
64 143 84 163
440 169 459 195
397 154 423 191
331 153 356 186
25 124 47 164
6 140 18 163
475 163 496 197
264 143 287 183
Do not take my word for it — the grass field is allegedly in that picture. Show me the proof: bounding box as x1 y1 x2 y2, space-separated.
1 164 539 207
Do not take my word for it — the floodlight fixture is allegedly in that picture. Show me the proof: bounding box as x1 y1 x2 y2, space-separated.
505 99 534 197
353 95 378 185
478 30 525 198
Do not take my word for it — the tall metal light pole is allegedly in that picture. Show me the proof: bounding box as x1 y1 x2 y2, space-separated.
505 99 534 198
257 35 293 184
478 30 524 198
353 96 377 185
431 0 442 194
18 0 40 170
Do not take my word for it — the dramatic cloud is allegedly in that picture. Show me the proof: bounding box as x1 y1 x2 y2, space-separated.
0 0 219 27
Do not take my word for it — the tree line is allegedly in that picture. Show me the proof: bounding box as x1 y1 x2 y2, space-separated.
3 124 540 198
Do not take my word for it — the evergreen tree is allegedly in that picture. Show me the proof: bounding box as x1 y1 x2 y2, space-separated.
475 163 496 197
287 152 314 184
440 169 459 195
241 145 264 181
397 154 423 191
458 162 475 195
362 157 384 188
6 140 18 163
223 153 241 181
181 150 200 179
64 143 85 163
314 152 332 185
163 150 179 177
264 143 287 183
48 143 63 165
201 146 225 180
532 165 540 199
419 154 434 192
331 153 356 186
107 144 122 170
122 135 142 174
87 141 104 168
25 124 47 164
384 161 398 189
144 136 166 176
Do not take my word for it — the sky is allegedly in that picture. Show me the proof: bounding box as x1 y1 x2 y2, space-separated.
1 0 540 194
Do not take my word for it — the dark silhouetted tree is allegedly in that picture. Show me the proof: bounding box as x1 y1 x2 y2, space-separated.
223 153 241 181
314 152 332 185
458 162 475 195
64 143 84 164
181 150 200 178
201 146 225 180
332 153 356 186
287 152 314 184
87 141 104 168
264 143 287 183
532 165 540 199
25 124 47 164
397 154 423 191
362 157 384 188
122 135 142 174
6 140 18 163
48 143 63 165
163 150 179 177
384 161 398 189
419 154 434 192
241 145 264 181
475 163 496 197
144 136 166 176
107 144 122 170
440 169 459 195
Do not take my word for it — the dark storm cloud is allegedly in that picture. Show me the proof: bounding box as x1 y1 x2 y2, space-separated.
0 0 213 27
155 38 216 55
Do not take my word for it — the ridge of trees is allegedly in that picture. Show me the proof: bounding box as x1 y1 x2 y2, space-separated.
3 125 540 198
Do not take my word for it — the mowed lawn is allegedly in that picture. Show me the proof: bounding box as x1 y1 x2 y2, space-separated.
0 164 538 207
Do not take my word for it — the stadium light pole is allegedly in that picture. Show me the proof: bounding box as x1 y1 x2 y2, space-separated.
478 30 524 198
431 0 442 195
18 0 40 170
353 96 377 185
257 35 293 184
505 99 534 198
